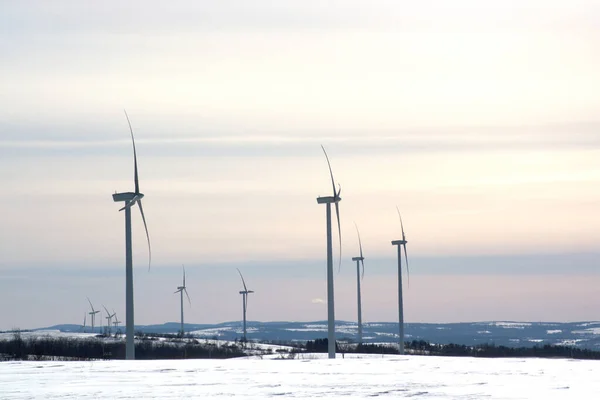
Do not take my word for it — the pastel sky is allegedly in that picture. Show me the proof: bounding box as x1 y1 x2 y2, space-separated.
1 0 599 331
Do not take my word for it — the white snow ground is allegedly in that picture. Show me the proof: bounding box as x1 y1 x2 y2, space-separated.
1 355 599 399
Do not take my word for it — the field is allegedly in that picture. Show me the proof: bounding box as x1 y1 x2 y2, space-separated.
1 354 599 399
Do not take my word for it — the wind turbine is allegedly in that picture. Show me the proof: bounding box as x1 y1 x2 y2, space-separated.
174 265 191 336
391 207 409 354
112 110 152 360
352 223 365 345
103 305 115 335
87 298 100 333
113 311 122 333
236 268 254 342
81 313 87 333
316 145 342 359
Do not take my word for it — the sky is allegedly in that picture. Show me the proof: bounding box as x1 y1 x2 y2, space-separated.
1 0 600 330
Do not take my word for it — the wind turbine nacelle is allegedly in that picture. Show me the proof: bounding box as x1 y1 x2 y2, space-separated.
352 257 364 261
391 240 407 246
316 196 340 204
113 192 143 203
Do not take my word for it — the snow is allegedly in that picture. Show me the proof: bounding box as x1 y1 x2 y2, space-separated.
490 322 532 329
1 355 599 399
572 328 600 335
0 330 98 341
547 330 562 335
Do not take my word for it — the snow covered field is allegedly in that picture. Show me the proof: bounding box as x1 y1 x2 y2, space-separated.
1 354 599 399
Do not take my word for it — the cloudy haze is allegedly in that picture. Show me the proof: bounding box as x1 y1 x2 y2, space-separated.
1 0 599 330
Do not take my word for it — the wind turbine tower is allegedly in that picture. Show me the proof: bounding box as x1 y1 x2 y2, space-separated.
112 110 152 360
236 269 254 342
352 223 365 345
174 265 191 336
391 207 409 354
87 298 100 333
316 145 342 359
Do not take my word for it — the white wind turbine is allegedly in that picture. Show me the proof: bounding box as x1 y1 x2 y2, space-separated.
391 207 409 354
316 145 342 359
174 265 191 336
113 311 122 332
81 313 87 333
352 223 365 345
112 110 152 360
103 305 115 335
236 268 254 342
87 298 100 333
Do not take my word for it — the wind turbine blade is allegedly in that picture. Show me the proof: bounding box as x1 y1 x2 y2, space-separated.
355 222 363 260
320 145 337 197
103 305 110 317
87 297 95 313
354 222 365 279
396 206 406 239
137 199 152 270
182 265 186 287
403 243 409 288
236 268 248 292
124 109 139 195
361 258 365 280
184 288 191 306
334 201 342 273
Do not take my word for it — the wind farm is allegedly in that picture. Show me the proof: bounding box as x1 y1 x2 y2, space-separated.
2 1 600 399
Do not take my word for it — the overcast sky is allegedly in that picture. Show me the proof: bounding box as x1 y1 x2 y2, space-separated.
1 0 599 331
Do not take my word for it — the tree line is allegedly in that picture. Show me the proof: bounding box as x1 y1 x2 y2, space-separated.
304 338 600 360
2 331 599 361
0 331 246 361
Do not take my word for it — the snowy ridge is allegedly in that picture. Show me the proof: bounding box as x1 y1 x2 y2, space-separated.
28 320 600 349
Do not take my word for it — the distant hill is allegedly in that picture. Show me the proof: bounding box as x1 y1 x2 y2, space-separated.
38 320 600 349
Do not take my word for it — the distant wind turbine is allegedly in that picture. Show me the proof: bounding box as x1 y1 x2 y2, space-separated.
174 265 191 336
113 311 122 332
81 313 87 333
112 110 152 360
316 145 342 359
87 298 100 333
237 269 254 342
352 223 365 345
391 207 409 354
103 305 115 335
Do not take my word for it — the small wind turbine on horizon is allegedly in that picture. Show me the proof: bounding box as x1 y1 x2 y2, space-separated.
237 268 254 343
316 145 342 359
81 313 87 333
174 265 191 337
112 110 152 360
103 305 115 335
87 298 100 333
352 223 365 345
391 207 409 354
113 311 122 334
